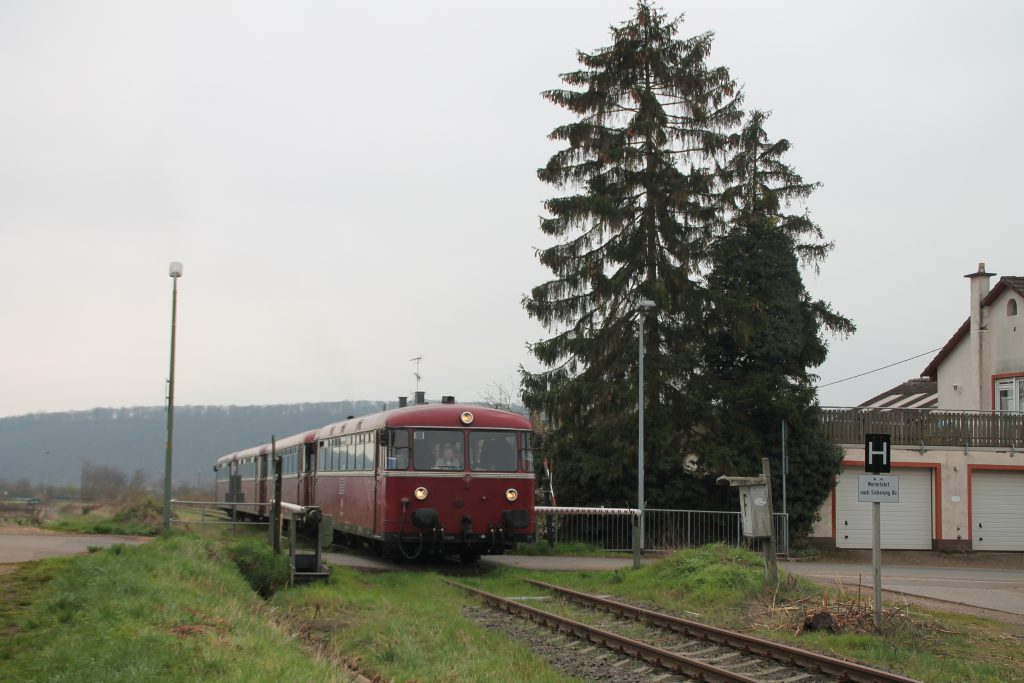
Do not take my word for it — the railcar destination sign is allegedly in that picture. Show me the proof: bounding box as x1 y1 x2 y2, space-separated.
857 474 900 503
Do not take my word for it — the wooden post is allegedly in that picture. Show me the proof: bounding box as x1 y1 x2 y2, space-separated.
272 436 282 554
761 458 779 585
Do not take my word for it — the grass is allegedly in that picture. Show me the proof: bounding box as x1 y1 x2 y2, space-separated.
42 498 162 536
452 544 1024 682
271 569 578 682
1 532 1021 683
0 535 351 683
511 539 620 557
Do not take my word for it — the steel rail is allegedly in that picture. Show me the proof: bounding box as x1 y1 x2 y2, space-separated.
447 580 761 683
526 579 921 683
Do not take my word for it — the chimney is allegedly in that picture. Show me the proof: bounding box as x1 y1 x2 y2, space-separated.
414 391 426 405
398 396 408 408
964 262 995 333
964 261 996 410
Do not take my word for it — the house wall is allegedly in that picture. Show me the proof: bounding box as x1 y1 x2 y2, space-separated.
937 339 976 411
989 289 1023 377
811 444 1022 551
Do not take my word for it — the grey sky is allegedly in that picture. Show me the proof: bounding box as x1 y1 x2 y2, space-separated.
1 1 1021 418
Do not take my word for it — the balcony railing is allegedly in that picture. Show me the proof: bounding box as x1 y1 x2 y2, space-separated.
821 407 1024 448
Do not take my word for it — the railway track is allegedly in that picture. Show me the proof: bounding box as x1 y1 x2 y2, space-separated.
449 579 921 683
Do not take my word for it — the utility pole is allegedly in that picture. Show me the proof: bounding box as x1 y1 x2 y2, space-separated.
162 261 183 535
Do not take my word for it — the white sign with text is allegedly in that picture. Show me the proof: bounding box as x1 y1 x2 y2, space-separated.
858 475 900 503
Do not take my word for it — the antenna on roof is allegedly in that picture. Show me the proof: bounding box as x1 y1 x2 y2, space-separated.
410 355 422 393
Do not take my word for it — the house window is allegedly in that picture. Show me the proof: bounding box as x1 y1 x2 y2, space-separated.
1009 298 1018 316
996 377 1024 413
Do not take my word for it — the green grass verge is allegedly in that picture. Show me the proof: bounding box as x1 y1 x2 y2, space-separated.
510 540 619 557
271 568 579 682
43 499 162 536
2 536 1020 683
0 536 350 683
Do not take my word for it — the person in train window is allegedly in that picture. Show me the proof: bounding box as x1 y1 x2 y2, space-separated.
435 444 461 470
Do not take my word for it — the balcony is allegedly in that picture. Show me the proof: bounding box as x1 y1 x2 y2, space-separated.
821 407 1024 449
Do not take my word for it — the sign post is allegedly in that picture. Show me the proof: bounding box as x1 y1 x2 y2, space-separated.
864 433 893 630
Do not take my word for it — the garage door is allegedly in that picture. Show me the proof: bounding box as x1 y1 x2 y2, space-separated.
972 471 1024 551
835 467 933 549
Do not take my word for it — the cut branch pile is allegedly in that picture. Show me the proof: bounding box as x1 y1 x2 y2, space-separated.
752 578 946 636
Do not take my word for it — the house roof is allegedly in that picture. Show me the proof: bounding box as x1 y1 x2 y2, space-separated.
982 276 1024 307
920 275 1023 380
859 378 938 410
921 319 969 380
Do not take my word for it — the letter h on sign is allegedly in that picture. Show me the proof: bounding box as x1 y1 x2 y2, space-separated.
864 433 891 474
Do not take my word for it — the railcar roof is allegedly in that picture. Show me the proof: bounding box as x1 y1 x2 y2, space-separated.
318 403 531 438
214 404 531 467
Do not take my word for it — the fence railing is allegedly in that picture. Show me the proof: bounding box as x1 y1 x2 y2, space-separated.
169 499 269 530
821 407 1024 448
535 507 789 555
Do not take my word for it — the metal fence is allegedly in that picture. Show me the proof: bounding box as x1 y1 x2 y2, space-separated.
535 507 789 555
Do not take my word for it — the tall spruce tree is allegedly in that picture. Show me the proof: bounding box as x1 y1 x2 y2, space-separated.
521 3 743 508
703 111 854 538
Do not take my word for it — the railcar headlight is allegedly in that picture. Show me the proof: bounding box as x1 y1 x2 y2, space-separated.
505 488 518 502
460 411 474 425
414 486 429 501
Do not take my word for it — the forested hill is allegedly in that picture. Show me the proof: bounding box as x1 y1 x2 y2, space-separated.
0 401 391 488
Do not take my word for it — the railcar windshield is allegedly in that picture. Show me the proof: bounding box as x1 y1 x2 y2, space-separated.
469 431 518 472
411 429 465 471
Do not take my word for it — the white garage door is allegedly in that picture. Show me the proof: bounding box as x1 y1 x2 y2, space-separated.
835 467 933 549
972 471 1024 551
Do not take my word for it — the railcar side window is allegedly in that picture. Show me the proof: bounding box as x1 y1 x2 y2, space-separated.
469 431 518 472
387 430 410 470
354 433 366 470
521 433 536 473
365 432 376 470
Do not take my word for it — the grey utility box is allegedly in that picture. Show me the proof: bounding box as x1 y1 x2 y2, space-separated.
717 474 772 539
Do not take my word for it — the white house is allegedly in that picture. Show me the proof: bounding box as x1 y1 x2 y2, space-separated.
812 263 1023 552
922 263 1024 413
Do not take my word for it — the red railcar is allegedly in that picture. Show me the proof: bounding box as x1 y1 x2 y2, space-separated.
214 403 535 560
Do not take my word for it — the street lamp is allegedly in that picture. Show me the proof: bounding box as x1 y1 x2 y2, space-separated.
163 261 183 534
634 298 655 568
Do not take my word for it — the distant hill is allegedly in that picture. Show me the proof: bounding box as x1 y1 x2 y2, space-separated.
0 401 392 488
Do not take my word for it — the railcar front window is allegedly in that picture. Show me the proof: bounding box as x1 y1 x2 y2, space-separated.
469 431 518 472
413 429 465 470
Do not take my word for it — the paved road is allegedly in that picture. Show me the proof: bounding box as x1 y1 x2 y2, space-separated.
0 531 149 563
783 560 1024 617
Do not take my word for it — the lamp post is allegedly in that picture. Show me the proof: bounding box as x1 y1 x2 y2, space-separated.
163 261 183 535
634 298 655 568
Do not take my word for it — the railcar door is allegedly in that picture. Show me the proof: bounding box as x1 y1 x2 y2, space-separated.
300 445 316 506
375 429 410 538
372 431 385 535
258 454 269 514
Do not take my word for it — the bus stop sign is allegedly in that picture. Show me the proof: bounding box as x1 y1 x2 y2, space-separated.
865 433 891 474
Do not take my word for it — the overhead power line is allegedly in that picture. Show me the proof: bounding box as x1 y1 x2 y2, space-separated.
815 347 944 389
